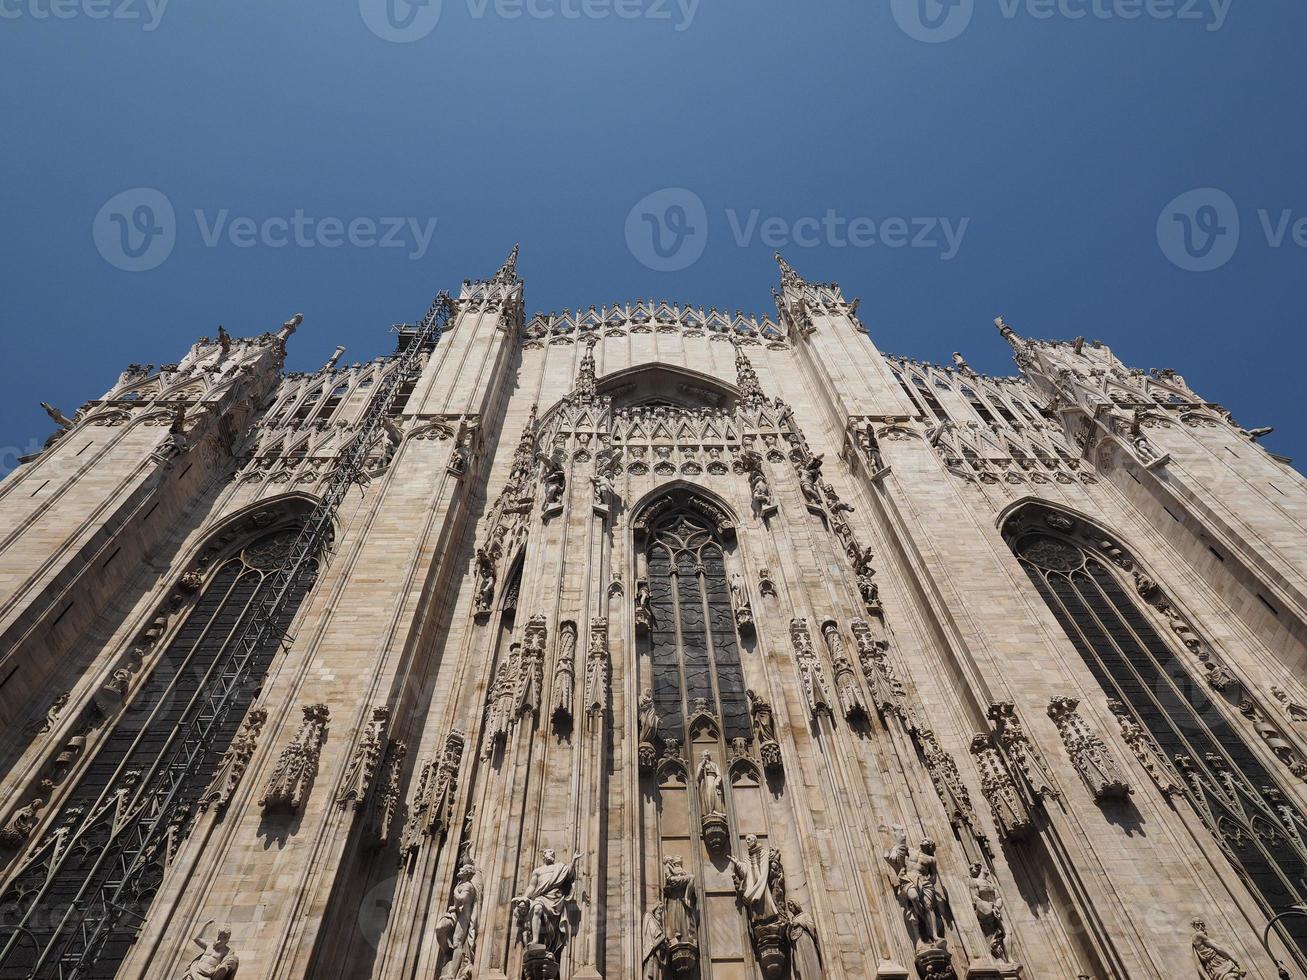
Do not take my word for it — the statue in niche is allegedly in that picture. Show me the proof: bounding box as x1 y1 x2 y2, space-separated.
884 826 950 948
662 854 700 958
968 864 1007 961
634 579 654 632
538 449 566 512
473 546 497 613
1191 918 1246 979
798 455 824 507
638 689 660 745
731 571 753 628
786 900 823 980
696 751 726 818
512 847 582 964
180 921 239 980
435 860 483 980
729 834 784 924
641 905 667 980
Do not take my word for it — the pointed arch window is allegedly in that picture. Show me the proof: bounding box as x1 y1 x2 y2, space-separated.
0 521 318 979
1007 515 1307 965
644 511 749 743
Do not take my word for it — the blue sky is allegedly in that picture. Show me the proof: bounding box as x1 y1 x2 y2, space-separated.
2 0 1304 473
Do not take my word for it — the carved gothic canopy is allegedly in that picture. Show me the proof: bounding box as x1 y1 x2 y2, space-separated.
597 364 739 412
632 487 737 542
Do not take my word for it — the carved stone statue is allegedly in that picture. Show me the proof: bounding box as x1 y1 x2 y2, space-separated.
634 579 654 633
0 797 46 849
641 905 667 980
638 689 660 745
786 900 823 980
1273 685 1307 723
662 854 699 952
41 402 75 428
748 688 783 772
884 826 950 948
731 571 753 628
695 751 726 818
180 921 239 980
1191 918 1246 979
512 848 582 963
968 864 1007 961
729 834 783 924
473 546 497 614
435 861 483 980
798 454 824 507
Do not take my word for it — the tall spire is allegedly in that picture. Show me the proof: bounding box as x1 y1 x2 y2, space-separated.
576 335 598 401
493 243 520 284
733 337 765 404
994 315 1021 348
775 251 806 291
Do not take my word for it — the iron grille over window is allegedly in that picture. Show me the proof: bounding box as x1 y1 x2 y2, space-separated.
0 525 317 980
1014 531 1307 963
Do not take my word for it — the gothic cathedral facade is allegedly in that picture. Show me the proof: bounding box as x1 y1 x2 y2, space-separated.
1 250 1305 980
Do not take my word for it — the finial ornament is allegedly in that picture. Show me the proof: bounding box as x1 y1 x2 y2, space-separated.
494 243 520 283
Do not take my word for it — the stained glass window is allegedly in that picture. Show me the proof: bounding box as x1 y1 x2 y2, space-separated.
1015 532 1307 963
0 525 317 980
644 511 751 743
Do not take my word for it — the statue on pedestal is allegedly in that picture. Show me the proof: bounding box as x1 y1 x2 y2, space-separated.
180 921 239 980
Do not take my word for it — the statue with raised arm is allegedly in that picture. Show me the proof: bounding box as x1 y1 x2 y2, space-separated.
511 847 582 961
1191 918 1246 979
180 921 239 980
729 834 782 924
884 825 949 948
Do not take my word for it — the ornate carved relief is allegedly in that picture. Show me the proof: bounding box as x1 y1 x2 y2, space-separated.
1107 700 1180 798
200 708 267 813
987 701 1060 803
789 619 834 719
584 617 609 721
852 619 903 717
822 622 866 721
337 705 390 811
260 703 330 814
914 729 978 835
369 739 407 846
518 617 548 718
552 621 577 725
731 571 754 631
969 733 1033 841
1047 697 1131 801
400 729 465 860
